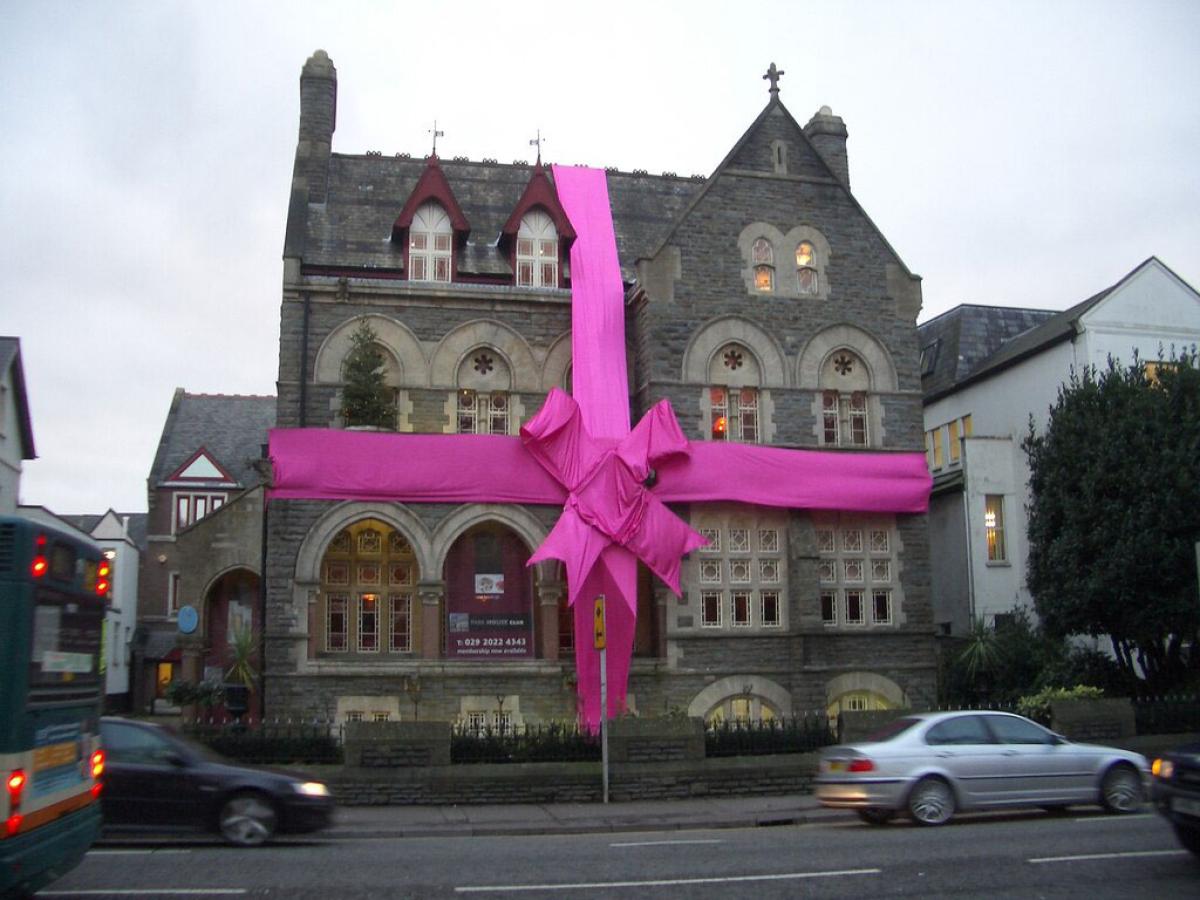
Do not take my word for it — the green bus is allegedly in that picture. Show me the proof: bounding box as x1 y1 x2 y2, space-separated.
1 515 108 896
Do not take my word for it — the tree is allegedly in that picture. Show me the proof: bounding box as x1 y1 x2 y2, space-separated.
341 320 396 429
1023 350 1200 692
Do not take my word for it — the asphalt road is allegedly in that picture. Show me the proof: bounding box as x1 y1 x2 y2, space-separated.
41 810 1197 899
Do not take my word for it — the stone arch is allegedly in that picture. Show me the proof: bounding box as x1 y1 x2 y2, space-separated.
781 224 833 300
430 504 549 574
429 320 540 392
683 316 788 387
736 222 786 295
686 675 794 719
313 315 426 387
293 502 435 584
541 332 572 393
825 671 907 708
796 323 898 391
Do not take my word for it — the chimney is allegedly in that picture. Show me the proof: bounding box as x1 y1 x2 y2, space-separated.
295 50 337 204
804 105 849 188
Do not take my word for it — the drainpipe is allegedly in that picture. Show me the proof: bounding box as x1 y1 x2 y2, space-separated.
259 487 269 720
961 446 976 629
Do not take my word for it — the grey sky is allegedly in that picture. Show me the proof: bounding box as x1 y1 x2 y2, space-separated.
3 0 1198 515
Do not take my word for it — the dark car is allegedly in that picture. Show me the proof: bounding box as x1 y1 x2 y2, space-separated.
99 717 334 846
1151 741 1200 856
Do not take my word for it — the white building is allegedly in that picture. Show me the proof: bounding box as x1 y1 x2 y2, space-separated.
920 257 1200 635
0 337 35 515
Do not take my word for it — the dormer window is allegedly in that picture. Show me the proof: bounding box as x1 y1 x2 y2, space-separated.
516 210 559 288
753 239 774 292
409 201 452 282
796 241 818 295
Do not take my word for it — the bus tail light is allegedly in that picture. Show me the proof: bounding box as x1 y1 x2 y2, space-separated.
6 769 25 836
91 750 105 779
96 556 113 597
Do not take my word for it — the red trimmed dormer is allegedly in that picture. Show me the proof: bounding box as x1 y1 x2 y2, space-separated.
161 447 239 534
391 156 471 283
501 163 576 289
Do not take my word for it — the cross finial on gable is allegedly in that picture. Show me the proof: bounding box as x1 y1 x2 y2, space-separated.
529 129 545 166
763 62 784 96
429 120 444 156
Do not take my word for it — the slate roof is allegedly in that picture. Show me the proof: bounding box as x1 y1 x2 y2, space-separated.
147 391 276 489
58 511 149 553
299 156 703 283
918 258 1183 403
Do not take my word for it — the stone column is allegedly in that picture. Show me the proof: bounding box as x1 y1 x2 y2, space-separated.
537 581 566 661
418 581 445 659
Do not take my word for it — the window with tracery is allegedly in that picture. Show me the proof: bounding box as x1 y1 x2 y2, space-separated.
320 520 418 655
516 210 559 288
796 241 819 295
708 343 761 443
819 349 871 447
752 238 774 292
817 514 897 628
691 511 786 631
409 201 452 282
456 389 509 435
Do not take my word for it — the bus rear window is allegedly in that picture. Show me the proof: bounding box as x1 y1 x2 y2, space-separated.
30 586 102 689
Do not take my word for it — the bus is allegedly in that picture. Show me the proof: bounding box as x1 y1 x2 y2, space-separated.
1 515 107 896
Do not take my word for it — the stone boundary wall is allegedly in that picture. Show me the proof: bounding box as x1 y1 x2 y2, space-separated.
318 753 819 806
343 721 451 767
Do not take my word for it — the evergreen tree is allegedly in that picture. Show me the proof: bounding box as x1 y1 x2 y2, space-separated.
341 320 396 429
1023 349 1200 691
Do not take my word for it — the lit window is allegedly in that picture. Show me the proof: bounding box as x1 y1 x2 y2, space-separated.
985 495 1006 562
796 241 818 294
409 201 452 282
516 210 559 288
948 420 961 463
710 386 759 443
457 389 510 435
752 238 774 292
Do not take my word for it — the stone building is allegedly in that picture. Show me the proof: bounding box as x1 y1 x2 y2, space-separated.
265 50 935 729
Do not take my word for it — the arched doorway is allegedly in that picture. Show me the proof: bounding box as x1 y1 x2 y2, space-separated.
443 523 535 659
203 568 261 718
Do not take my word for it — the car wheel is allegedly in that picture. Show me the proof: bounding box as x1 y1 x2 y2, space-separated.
908 777 955 826
1099 764 1143 814
219 792 277 847
1173 824 1200 857
856 807 895 825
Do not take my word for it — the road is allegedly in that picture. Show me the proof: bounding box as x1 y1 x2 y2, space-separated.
42 810 1197 898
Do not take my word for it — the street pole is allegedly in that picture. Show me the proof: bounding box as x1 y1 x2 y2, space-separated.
594 595 609 804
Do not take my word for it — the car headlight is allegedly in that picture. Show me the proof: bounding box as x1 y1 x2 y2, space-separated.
1151 758 1174 780
292 781 330 797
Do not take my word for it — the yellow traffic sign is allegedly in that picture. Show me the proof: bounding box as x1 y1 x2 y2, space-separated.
593 596 606 650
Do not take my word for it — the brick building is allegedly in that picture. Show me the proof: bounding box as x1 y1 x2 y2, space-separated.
264 50 935 729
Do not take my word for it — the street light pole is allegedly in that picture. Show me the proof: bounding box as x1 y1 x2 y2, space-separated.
594 595 609 804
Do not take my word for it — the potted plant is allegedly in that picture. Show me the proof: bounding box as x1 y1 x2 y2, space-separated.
224 626 258 723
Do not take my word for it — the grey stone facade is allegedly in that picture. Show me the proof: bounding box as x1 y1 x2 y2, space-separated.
265 50 936 729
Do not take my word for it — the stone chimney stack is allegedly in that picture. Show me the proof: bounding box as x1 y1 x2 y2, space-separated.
804 105 849 189
295 50 337 204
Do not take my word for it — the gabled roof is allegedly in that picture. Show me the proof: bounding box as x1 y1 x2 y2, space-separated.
918 257 1195 403
390 155 471 240
499 163 575 244
0 336 36 459
147 391 276 491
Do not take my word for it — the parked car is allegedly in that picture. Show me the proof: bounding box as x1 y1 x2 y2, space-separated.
99 717 334 846
1151 741 1200 856
815 710 1148 826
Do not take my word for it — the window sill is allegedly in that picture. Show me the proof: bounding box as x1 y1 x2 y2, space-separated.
985 560 1012 568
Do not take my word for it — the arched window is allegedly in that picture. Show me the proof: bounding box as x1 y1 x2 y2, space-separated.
819 349 870 447
409 201 452 282
455 348 511 435
319 520 419 656
796 241 819 295
708 343 760 443
752 238 774 292
516 210 558 288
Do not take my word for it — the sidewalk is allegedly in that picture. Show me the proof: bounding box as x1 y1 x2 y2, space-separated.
97 793 842 845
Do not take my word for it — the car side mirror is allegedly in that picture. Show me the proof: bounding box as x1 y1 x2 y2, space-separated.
164 752 189 768
1048 733 1066 746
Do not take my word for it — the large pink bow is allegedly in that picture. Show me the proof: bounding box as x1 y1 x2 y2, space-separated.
520 388 708 611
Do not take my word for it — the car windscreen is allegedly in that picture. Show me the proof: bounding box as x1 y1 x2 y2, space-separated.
862 717 921 742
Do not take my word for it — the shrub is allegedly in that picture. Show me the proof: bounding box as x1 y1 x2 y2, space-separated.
1016 685 1104 726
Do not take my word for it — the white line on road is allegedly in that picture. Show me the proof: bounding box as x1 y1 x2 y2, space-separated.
40 891 246 897
455 868 882 892
1029 849 1188 864
609 839 724 847
88 849 194 855
1072 813 1153 822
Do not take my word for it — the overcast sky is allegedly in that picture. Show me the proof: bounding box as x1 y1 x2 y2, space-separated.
3 0 1198 516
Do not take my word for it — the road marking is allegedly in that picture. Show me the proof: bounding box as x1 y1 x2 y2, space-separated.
88 849 194 855
609 838 724 847
455 868 881 892
1071 813 1153 822
1029 850 1188 864
41 891 246 897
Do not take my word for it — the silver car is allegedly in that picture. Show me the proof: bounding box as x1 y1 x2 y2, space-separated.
815 710 1148 825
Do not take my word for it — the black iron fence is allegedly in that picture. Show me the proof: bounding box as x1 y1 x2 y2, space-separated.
704 713 836 757
450 722 601 764
186 718 343 765
1133 695 1200 735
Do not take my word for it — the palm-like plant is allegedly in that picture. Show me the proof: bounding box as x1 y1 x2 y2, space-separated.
225 625 258 690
